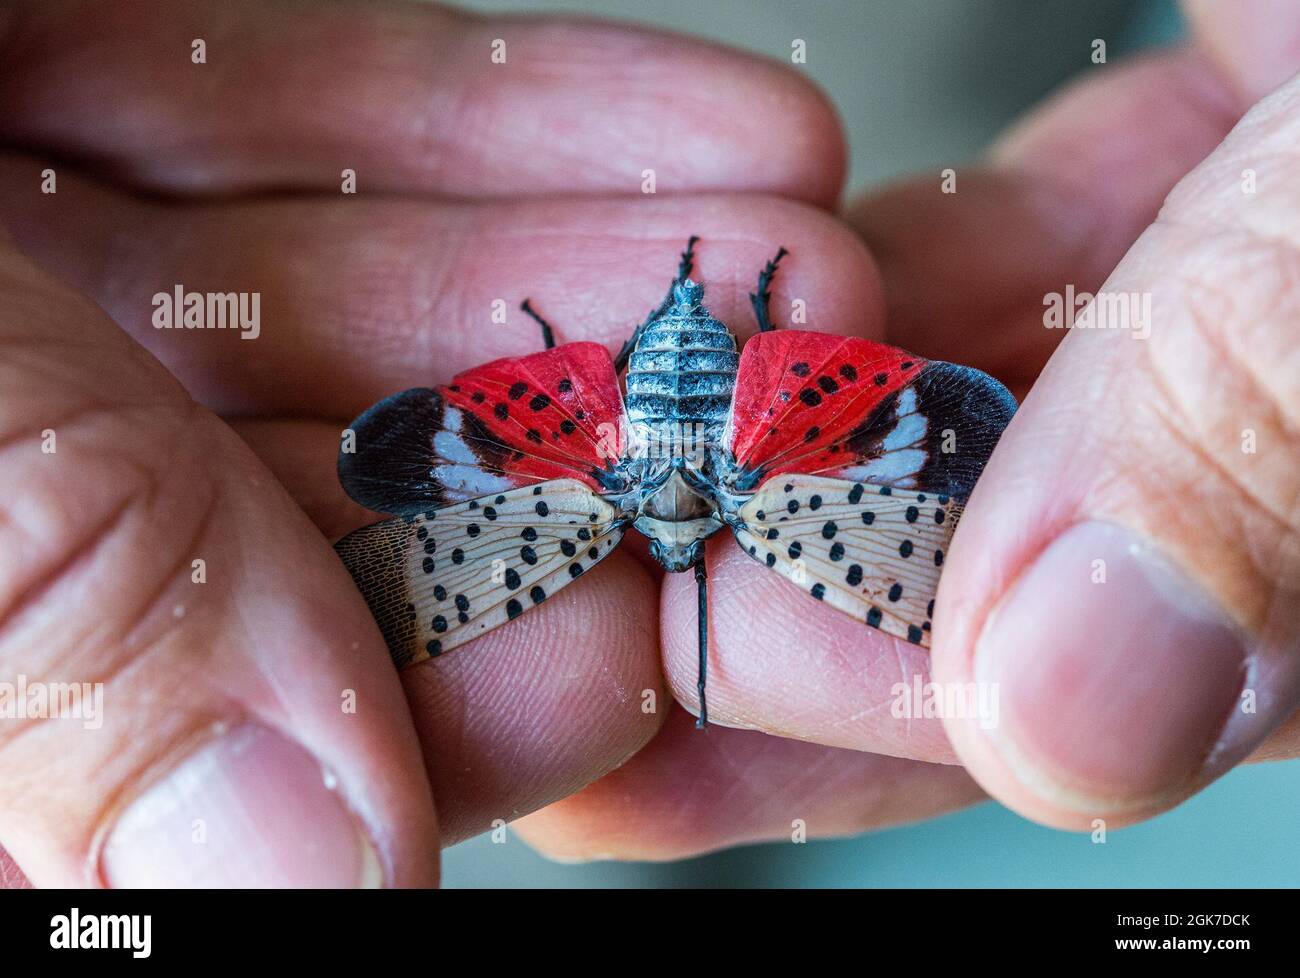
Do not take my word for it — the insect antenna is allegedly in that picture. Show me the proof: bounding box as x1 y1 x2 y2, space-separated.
750 246 789 333
519 298 557 350
694 553 710 729
614 235 701 372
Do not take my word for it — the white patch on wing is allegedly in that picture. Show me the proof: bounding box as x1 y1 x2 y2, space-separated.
431 464 512 496
838 449 926 487
433 430 477 464
883 388 927 451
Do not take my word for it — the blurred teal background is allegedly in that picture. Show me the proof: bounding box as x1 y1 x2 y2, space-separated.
444 0 1300 886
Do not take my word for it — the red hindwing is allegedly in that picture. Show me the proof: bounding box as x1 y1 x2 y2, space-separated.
339 342 627 515
722 330 1014 498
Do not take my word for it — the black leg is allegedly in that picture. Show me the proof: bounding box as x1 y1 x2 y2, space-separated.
750 246 788 332
694 554 709 729
519 299 556 350
614 235 700 372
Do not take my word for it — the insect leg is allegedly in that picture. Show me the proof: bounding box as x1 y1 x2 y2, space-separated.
519 299 557 350
750 246 789 332
694 553 709 729
613 235 700 372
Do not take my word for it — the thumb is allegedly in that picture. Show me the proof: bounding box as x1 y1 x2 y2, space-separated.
0 243 437 886
934 76 1300 828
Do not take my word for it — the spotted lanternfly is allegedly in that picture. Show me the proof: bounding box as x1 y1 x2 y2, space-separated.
335 239 1016 726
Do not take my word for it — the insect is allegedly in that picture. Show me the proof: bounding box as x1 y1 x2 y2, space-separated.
335 238 1016 726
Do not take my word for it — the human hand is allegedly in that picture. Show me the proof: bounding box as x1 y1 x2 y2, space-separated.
514 0 1300 856
0 0 983 884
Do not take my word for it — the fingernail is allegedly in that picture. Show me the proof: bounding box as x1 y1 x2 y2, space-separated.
974 520 1247 813
102 724 382 888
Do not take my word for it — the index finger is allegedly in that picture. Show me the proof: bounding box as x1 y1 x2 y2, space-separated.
0 0 844 205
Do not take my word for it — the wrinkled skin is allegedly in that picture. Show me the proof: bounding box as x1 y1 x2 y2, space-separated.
0 0 1297 885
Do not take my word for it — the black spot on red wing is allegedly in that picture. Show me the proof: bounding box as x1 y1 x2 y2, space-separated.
526 429 542 444
529 393 551 411
804 426 820 442
839 364 858 382
790 361 811 377
494 403 509 420
817 376 839 394
557 378 573 394
471 391 485 404
874 372 888 386
508 381 528 400
560 419 576 435
799 388 822 407
901 360 914 370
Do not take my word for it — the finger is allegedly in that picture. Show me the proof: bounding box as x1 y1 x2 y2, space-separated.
514 706 983 861
659 535 957 762
0 243 437 886
0 846 30 889
932 77 1300 829
0 0 843 205
0 162 882 417
846 47 1238 390
229 418 666 845
1185 0 1300 106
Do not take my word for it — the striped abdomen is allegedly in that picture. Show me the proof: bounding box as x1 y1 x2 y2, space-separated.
624 281 738 440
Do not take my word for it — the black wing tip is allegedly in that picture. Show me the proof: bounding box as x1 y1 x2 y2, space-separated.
338 387 444 516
